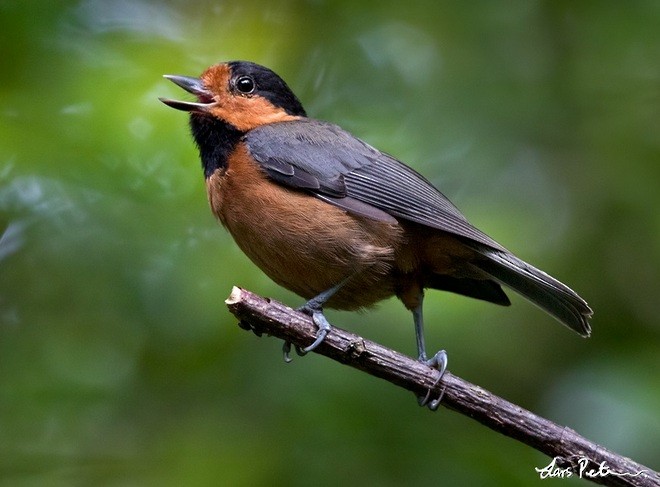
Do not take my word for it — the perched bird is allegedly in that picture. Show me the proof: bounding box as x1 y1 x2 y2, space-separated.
160 61 592 408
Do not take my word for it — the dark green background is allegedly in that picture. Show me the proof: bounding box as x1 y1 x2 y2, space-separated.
1 1 658 485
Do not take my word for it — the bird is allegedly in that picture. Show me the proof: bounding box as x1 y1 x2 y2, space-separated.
160 60 593 409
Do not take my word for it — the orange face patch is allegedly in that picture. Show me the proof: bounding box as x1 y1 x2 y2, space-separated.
199 63 301 132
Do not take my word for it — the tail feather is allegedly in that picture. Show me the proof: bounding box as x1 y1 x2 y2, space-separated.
470 250 593 336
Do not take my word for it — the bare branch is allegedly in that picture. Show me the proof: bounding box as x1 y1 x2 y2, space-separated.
226 287 659 487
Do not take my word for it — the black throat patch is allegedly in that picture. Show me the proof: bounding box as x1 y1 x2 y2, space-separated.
189 114 244 178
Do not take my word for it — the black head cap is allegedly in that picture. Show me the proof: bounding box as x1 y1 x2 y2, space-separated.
228 61 307 117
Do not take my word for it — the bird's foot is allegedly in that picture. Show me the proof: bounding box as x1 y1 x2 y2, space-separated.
298 304 332 353
282 304 332 362
282 341 307 363
416 350 448 411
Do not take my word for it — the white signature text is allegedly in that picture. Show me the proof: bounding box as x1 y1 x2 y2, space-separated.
535 456 648 480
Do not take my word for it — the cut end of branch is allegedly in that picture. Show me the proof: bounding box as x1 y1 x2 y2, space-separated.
225 286 243 305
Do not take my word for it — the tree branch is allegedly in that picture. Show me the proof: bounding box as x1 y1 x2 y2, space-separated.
226 287 659 487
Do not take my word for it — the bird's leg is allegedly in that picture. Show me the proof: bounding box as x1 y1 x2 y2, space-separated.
282 277 352 362
412 296 448 411
299 279 349 351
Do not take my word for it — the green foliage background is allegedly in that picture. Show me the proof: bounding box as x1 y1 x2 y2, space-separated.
1 1 658 485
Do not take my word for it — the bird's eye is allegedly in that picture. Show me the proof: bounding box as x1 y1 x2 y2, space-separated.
235 76 255 94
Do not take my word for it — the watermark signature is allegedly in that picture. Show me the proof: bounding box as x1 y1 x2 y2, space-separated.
535 456 648 480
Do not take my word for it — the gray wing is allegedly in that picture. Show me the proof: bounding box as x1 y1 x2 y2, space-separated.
244 119 505 251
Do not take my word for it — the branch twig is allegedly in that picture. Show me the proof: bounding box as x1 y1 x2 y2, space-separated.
226 286 659 487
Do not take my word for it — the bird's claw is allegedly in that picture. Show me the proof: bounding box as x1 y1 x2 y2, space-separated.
282 306 333 362
302 309 331 353
282 341 307 363
417 350 448 411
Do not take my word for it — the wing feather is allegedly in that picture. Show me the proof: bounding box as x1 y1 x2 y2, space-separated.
245 119 505 251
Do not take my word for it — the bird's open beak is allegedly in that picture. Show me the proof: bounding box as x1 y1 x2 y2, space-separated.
159 75 216 112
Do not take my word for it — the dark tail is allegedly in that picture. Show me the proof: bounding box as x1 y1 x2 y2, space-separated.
470 249 593 336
